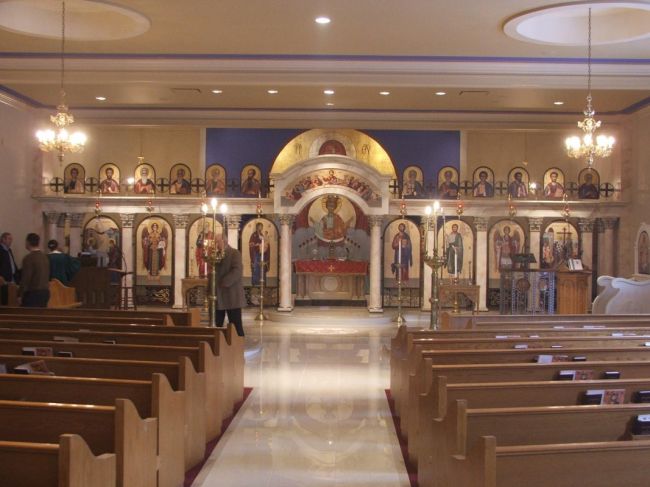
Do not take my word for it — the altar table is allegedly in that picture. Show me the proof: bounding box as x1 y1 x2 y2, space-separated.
294 260 368 302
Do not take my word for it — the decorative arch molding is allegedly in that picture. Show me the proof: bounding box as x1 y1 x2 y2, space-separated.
272 155 392 215
270 128 396 178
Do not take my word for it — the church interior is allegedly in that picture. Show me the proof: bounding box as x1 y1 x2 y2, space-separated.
0 1 649 486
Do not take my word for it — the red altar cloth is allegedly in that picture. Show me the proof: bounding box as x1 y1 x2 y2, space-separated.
294 260 368 274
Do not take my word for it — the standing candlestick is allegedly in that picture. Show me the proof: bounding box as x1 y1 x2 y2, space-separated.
255 219 268 322
393 222 406 325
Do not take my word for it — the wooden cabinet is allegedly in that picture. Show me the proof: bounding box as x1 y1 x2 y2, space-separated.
556 270 592 314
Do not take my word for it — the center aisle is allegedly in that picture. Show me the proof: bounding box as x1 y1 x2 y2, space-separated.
191 310 415 487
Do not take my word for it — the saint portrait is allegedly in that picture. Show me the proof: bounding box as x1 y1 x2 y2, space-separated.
188 217 223 278
318 139 347 156
543 167 565 199
133 164 156 194
63 163 85 194
136 218 172 285
98 163 120 194
402 166 425 199
472 167 494 198
383 219 421 288
241 218 278 287
541 222 579 268
488 220 525 285
437 166 459 199
437 220 474 280
205 164 226 196
169 164 192 195
507 167 530 198
578 168 600 200
638 230 650 275
308 194 355 243
240 164 262 197
82 216 120 267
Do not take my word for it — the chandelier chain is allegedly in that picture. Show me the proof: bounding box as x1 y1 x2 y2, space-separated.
587 7 592 98
60 1 66 96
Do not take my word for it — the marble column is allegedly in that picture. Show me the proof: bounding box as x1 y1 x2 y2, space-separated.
421 219 434 311
119 214 135 288
278 214 294 312
67 213 84 257
578 218 596 302
474 217 489 311
602 217 618 277
596 219 607 282
226 215 241 250
172 214 190 309
44 212 58 243
528 218 544 270
368 216 384 313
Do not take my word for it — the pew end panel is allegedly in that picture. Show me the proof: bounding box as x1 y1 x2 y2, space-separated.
199 341 224 439
179 356 207 470
151 373 185 487
59 434 117 487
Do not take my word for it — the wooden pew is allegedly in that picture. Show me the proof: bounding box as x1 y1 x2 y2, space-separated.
48 279 82 309
412 376 650 468
0 307 201 326
477 436 650 487
0 373 184 487
0 434 116 487
0 398 157 487
442 312 650 330
422 401 650 487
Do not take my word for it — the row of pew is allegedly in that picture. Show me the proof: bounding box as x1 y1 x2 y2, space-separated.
390 313 650 486
0 308 244 487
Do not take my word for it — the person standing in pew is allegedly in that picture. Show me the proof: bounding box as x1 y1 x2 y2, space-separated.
19 233 50 307
213 234 245 336
47 239 80 285
0 232 19 305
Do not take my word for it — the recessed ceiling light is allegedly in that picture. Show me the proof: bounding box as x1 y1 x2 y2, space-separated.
435 91 447 96
326 102 334 106
323 89 335 95
553 101 565 105
95 96 107 101
211 89 223 94
267 89 279 94
379 91 390 96
315 16 331 24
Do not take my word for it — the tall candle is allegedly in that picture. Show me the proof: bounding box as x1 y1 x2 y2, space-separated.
455 252 458 278
260 236 265 264
398 237 402 267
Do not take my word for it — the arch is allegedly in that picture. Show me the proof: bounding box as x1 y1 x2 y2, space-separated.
270 128 396 178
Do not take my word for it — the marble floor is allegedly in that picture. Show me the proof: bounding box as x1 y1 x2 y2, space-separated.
191 308 429 487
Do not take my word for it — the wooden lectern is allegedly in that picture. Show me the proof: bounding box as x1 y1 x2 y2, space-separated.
556 269 592 314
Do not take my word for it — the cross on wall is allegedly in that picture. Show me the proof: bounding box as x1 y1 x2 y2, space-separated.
459 180 472 195
49 177 64 193
156 178 170 192
495 181 508 196
85 177 98 193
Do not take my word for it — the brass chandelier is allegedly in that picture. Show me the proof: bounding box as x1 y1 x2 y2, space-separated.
564 7 614 167
35 1 86 161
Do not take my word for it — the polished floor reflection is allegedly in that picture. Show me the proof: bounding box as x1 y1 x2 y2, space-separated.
191 309 421 487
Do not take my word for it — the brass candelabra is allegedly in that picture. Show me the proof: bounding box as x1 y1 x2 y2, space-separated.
424 201 445 330
204 246 225 328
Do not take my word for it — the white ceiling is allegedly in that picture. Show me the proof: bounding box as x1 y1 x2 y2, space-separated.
0 0 648 122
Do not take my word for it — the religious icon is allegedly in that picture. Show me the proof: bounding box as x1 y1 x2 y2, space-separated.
472 167 494 198
242 218 278 287
98 163 120 194
240 164 262 196
82 216 120 267
63 163 85 194
392 222 412 282
136 218 172 286
383 219 420 288
169 164 192 195
543 167 565 199
490 221 523 277
578 168 600 200
436 220 474 280
437 166 459 199
308 194 354 243
249 221 270 285
205 164 226 196
507 167 529 198
318 139 347 155
402 166 425 199
188 218 223 278
446 223 463 276
638 230 650 275
541 221 579 268
134 164 156 194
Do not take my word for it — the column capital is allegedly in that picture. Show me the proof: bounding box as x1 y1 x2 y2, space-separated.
67 213 85 228
44 211 58 225
473 217 488 232
578 218 597 233
602 217 619 230
119 213 135 228
368 215 384 228
278 214 295 226
172 214 190 229
528 217 544 232
225 214 242 230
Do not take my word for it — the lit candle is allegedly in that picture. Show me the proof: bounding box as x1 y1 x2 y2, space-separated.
424 206 432 255
433 201 440 251
455 252 458 278
260 234 265 265
210 198 218 236
398 234 402 270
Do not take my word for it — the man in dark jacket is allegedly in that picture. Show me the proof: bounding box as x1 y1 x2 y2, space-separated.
20 233 50 307
213 235 245 336
0 232 19 283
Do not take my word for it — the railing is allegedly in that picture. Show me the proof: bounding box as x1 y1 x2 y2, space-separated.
499 269 556 315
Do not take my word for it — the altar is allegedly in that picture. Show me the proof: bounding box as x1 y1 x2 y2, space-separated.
294 260 368 304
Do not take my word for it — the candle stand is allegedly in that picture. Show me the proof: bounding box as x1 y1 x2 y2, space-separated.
423 201 445 330
205 246 225 327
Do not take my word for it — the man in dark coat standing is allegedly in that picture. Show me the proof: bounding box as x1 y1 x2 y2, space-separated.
0 232 19 284
20 233 50 307
214 235 246 337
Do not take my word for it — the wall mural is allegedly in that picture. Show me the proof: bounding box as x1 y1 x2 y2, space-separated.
507 167 529 199
383 218 421 288
240 164 262 197
134 163 157 194
472 166 494 198
136 217 173 286
543 167 565 199
187 217 223 278
281 168 381 206
578 167 600 199
241 218 278 287
169 163 192 195
488 219 525 287
436 219 474 280
402 165 425 199
98 163 120 194
205 164 226 196
64 163 85 194
638 230 650 275
541 221 579 269
82 216 121 268
437 166 459 199
293 194 369 261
